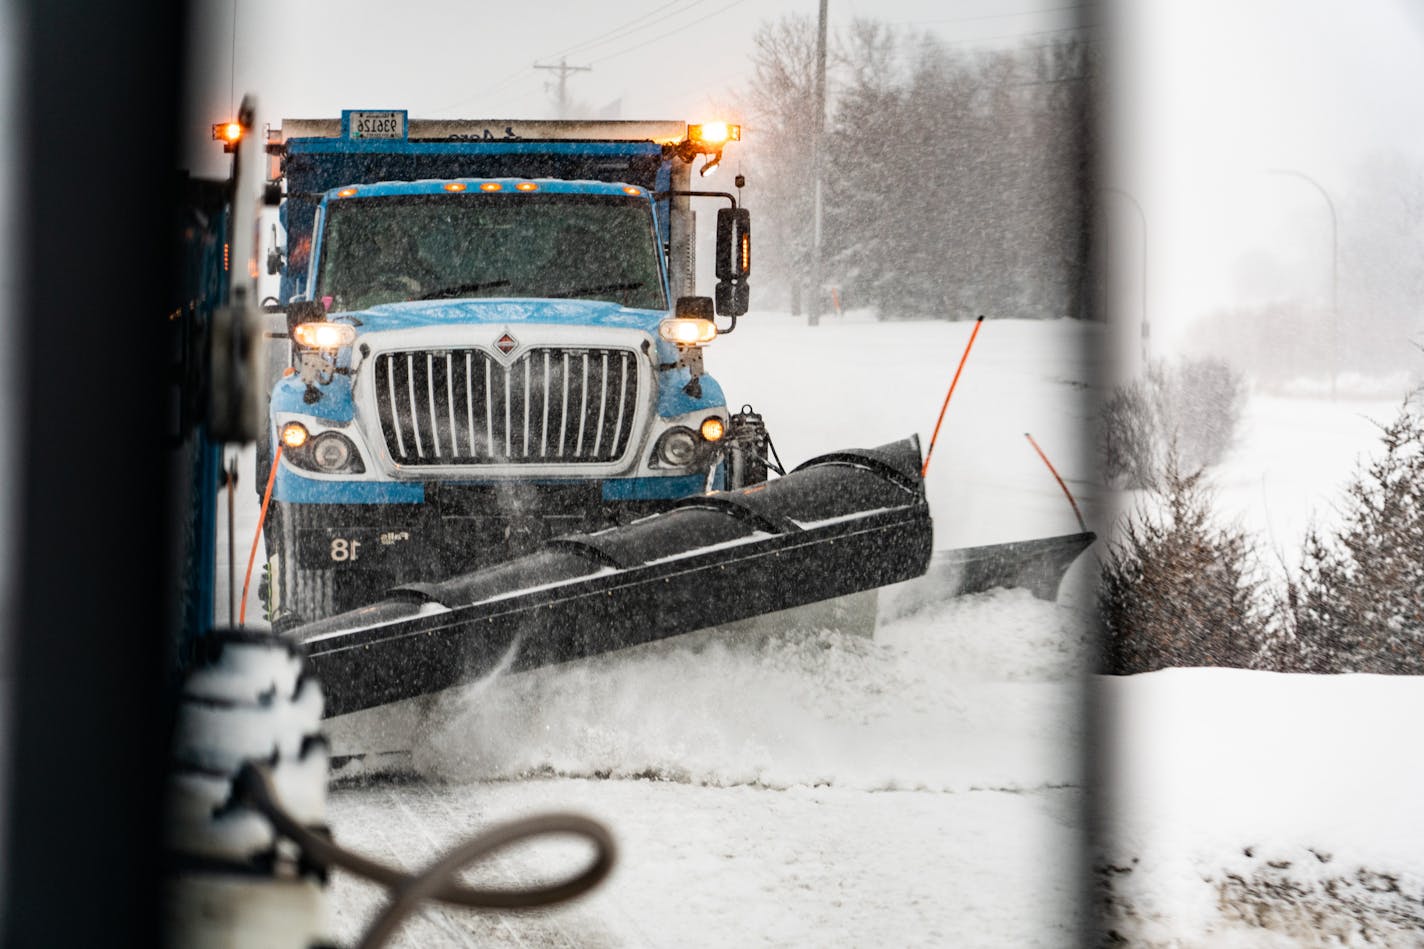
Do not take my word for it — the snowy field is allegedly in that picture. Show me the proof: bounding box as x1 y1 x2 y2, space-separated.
216 311 1101 946
1099 386 1424 946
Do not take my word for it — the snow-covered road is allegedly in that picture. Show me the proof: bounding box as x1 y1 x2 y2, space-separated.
214 313 1101 945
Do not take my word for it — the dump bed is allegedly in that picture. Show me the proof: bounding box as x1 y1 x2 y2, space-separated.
269 112 691 302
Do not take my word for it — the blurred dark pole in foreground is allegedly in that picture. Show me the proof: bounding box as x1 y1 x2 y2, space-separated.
3 0 187 943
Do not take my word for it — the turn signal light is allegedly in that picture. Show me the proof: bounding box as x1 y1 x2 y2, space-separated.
212 121 243 144
292 322 357 350
280 422 310 449
700 417 725 442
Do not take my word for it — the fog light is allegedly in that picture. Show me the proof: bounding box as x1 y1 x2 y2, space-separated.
280 422 309 449
311 432 354 471
655 427 699 467
700 417 725 442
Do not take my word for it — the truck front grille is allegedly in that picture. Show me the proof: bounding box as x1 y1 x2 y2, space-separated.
372 347 641 468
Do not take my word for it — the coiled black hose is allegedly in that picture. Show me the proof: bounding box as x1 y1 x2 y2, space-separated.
236 763 616 948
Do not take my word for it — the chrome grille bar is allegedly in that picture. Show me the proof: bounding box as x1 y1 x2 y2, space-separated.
612 352 628 456
445 353 458 456
522 355 531 456
465 352 476 454
593 352 609 456
540 351 550 457
407 353 424 458
575 352 589 457
426 354 441 457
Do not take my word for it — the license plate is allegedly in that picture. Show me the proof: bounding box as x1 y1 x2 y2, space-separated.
297 526 414 568
349 111 405 139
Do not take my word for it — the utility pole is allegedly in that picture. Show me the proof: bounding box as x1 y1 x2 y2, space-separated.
533 58 592 116
1266 168 1339 400
807 0 828 327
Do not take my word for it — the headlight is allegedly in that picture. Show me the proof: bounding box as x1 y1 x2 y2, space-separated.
654 427 700 467
658 318 717 346
311 432 355 471
279 426 366 474
292 321 356 350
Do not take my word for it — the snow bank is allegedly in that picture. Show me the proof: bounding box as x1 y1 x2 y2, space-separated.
1099 668 1424 945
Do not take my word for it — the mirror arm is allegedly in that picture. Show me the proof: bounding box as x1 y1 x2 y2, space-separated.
653 189 737 209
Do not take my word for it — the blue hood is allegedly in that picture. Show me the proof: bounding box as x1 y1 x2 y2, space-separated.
334 298 668 336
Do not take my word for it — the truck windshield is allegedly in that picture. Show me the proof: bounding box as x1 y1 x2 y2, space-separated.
317 192 667 312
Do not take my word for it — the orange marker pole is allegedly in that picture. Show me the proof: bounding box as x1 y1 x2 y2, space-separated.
1024 433 1087 533
239 445 283 627
921 315 985 479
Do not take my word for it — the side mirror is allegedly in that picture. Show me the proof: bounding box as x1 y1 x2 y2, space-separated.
285 299 326 339
715 282 749 316
715 207 750 318
715 208 750 281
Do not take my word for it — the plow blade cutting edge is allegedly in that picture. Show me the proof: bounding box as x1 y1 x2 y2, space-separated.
292 437 933 717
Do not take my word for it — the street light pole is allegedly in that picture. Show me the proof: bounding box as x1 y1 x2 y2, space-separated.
807 0 828 327
1104 188 1148 369
1266 168 1339 400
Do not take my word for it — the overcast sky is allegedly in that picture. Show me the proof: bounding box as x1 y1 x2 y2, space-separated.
1109 0 1424 363
181 0 1085 175
182 0 1424 370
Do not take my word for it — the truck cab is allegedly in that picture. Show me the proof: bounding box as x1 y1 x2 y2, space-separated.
261 111 752 626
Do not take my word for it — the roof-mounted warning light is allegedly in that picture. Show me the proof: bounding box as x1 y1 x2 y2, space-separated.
212 120 244 153
666 121 741 171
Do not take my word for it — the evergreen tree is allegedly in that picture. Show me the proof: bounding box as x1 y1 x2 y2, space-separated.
1100 458 1269 673
1287 402 1424 673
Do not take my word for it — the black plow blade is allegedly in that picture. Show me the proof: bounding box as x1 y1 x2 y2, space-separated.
884 531 1097 621
291 437 934 717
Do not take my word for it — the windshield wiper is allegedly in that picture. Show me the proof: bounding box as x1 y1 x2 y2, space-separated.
545 282 645 299
417 279 512 301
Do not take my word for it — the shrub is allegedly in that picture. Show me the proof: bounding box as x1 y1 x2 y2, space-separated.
1100 457 1271 674
1280 401 1424 673
1101 357 1248 489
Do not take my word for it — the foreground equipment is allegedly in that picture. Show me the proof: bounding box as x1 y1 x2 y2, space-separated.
290 437 934 717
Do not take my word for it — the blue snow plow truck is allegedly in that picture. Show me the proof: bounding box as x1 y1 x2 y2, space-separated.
261 113 776 626
247 110 1091 717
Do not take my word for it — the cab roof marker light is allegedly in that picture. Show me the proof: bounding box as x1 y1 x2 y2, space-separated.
337 187 358 198
623 186 642 196
444 182 467 192
515 181 539 192
479 182 502 192
688 122 740 147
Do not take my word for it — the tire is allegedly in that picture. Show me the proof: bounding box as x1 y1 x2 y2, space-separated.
268 501 336 631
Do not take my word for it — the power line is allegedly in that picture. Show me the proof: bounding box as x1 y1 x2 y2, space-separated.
534 58 593 115
431 1 707 117
546 0 706 61
939 23 1098 46
899 3 1089 27
588 0 753 66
